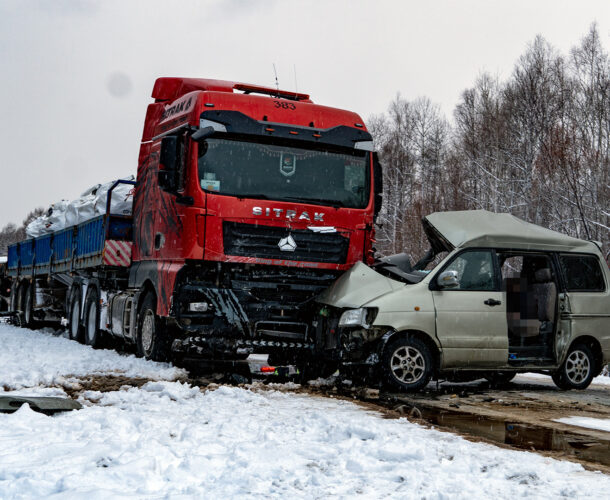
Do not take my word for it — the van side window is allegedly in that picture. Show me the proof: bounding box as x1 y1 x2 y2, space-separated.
560 255 606 292
443 250 496 291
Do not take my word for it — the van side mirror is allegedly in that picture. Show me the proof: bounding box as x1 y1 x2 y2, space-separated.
437 270 459 289
159 136 179 192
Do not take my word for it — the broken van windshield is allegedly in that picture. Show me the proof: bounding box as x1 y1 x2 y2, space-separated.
197 138 369 209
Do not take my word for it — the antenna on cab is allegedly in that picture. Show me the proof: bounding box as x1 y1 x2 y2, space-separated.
273 64 279 96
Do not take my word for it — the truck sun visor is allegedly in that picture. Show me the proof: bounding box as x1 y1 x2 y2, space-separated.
199 110 372 149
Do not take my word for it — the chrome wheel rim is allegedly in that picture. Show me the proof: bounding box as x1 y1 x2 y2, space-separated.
141 310 155 354
390 345 425 384
565 350 590 384
70 299 80 339
86 301 97 344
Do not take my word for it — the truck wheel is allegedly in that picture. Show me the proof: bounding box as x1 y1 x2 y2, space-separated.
14 282 27 327
84 288 103 348
23 282 37 329
382 336 433 392
137 293 170 361
69 289 84 343
552 343 595 390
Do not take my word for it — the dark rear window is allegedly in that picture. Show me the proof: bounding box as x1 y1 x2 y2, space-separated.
560 254 606 292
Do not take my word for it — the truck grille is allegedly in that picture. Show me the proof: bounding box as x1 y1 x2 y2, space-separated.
223 222 349 264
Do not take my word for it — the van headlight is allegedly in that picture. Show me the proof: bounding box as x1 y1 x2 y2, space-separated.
338 308 377 328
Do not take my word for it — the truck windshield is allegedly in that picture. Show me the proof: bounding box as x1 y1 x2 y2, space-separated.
197 138 369 208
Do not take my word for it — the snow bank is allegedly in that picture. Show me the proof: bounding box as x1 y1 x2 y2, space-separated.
555 416 610 433
0 324 185 390
0 323 609 497
517 372 610 387
0 383 609 498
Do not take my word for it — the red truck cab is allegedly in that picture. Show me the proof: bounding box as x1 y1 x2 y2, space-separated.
128 77 382 364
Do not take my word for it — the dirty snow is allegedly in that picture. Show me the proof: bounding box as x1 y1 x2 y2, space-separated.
0 324 185 392
555 416 610 433
1 324 610 498
517 372 610 387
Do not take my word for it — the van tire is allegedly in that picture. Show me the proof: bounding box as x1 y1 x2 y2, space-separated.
136 293 171 361
382 336 433 392
552 343 595 390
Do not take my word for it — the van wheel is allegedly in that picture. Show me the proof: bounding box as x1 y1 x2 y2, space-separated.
382 336 433 392
552 343 595 390
69 289 84 343
84 288 103 348
484 372 516 387
136 293 170 361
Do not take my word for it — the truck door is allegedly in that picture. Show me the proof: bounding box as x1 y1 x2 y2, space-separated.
431 249 508 368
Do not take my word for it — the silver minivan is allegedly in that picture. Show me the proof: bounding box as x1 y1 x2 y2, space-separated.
316 210 610 391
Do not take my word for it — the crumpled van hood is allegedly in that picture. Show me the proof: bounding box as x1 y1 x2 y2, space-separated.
424 210 598 253
316 261 404 308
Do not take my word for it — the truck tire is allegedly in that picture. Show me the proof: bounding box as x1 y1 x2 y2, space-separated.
84 287 103 348
23 282 36 329
69 288 84 343
382 336 433 392
552 343 595 390
136 293 171 361
14 281 27 327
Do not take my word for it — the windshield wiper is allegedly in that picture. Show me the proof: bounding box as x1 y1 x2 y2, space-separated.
238 193 270 200
283 197 345 208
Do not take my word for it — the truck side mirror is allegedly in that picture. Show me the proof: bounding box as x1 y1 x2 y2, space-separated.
159 136 179 192
437 270 459 289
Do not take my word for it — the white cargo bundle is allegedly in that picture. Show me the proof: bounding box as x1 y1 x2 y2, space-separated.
26 176 134 238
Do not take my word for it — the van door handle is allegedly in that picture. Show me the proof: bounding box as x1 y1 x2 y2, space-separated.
484 298 502 306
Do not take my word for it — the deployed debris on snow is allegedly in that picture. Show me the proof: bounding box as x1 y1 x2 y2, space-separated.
0 396 82 414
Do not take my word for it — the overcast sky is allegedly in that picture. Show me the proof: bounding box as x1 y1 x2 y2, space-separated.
0 0 608 228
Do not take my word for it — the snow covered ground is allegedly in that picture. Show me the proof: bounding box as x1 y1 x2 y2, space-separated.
555 416 610 433
516 371 610 387
1 324 610 498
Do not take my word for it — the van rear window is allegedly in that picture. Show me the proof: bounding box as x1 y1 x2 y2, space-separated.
560 255 606 292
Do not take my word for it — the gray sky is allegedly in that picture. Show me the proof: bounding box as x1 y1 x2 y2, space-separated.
1 0 608 228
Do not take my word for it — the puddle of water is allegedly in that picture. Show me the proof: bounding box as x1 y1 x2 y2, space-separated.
391 404 610 468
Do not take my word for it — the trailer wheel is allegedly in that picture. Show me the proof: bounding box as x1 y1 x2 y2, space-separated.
136 293 170 361
69 288 84 343
84 288 103 348
14 281 27 327
23 282 37 329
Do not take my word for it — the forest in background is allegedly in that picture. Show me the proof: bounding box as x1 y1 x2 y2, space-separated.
1 25 608 260
372 24 608 260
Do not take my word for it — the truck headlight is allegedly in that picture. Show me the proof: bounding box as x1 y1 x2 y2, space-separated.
338 308 376 328
188 302 210 312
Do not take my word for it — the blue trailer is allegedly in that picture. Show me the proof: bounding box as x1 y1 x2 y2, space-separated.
7 182 135 278
6 180 135 329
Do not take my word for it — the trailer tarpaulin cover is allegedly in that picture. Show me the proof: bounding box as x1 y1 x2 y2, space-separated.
26 176 134 238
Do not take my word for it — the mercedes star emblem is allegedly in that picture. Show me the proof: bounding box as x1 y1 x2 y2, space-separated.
278 234 297 252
